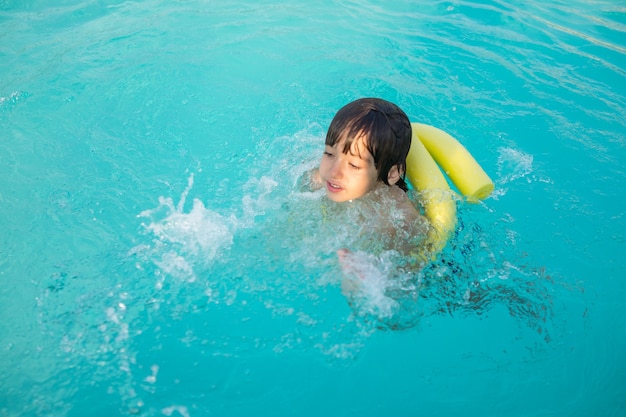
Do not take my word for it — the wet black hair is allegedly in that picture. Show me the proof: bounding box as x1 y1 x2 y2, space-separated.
325 97 412 192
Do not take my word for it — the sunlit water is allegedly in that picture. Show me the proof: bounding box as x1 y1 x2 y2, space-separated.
1 0 625 416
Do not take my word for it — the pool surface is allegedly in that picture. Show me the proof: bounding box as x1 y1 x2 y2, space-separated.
1 0 625 416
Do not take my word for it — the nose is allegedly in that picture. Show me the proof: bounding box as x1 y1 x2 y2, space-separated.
328 158 343 179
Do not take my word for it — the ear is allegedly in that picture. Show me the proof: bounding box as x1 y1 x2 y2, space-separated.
387 165 403 185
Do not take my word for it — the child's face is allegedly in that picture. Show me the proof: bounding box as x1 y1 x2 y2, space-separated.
318 134 378 202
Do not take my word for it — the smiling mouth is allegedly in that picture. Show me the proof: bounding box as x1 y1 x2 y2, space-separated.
326 181 342 193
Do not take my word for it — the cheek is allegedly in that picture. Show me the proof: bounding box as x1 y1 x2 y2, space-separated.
355 171 376 192
318 158 329 174
367 168 379 185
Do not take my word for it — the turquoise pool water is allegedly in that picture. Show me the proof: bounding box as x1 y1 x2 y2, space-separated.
1 0 625 416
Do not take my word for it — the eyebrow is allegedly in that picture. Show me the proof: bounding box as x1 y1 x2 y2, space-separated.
328 139 374 164
348 149 373 166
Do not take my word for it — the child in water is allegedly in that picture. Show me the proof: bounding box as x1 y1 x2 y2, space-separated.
304 97 430 260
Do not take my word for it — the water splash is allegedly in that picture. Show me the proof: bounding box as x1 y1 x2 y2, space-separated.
338 249 419 328
133 174 235 284
0 91 30 113
490 147 535 199
497 147 534 184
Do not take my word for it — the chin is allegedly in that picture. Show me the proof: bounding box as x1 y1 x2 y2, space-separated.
326 191 361 203
325 192 348 203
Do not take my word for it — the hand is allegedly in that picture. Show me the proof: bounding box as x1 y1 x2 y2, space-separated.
337 248 368 296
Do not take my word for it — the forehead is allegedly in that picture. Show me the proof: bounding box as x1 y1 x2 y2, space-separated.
333 132 373 162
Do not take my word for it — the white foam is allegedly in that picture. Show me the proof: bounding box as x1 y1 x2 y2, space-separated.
134 174 235 282
161 405 190 417
144 364 159 384
239 176 279 228
496 147 534 185
339 250 404 320
490 147 536 199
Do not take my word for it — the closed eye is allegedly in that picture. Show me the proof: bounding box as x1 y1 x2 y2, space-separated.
323 145 337 157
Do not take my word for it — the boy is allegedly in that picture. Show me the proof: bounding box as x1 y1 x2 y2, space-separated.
306 97 429 257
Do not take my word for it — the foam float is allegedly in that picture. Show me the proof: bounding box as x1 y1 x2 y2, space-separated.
406 122 494 257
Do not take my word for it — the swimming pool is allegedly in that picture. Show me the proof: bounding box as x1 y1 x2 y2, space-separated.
1 0 625 415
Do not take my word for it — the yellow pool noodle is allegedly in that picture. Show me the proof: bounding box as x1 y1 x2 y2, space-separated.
411 123 494 202
406 127 457 256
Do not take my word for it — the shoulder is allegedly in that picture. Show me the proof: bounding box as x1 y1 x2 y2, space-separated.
387 186 429 234
297 168 322 191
